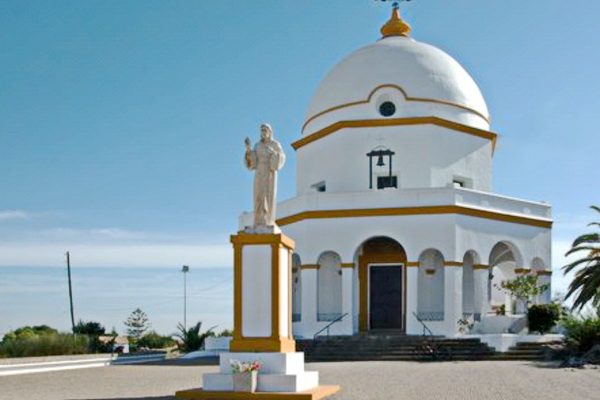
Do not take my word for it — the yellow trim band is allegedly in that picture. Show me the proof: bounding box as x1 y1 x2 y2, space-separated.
300 264 320 270
341 262 355 269
276 205 552 229
406 261 420 267
444 261 463 267
302 84 490 132
514 268 532 274
294 116 497 152
536 269 553 276
473 264 490 270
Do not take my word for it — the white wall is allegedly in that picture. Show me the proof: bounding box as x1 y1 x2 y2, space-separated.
296 125 493 195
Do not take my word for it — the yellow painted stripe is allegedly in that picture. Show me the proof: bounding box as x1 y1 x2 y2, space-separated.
292 116 497 151
276 205 552 229
301 83 491 132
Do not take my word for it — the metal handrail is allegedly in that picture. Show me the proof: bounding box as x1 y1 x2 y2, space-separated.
412 312 435 338
313 313 349 340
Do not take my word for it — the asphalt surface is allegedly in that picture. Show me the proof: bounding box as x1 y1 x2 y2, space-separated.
1 360 599 400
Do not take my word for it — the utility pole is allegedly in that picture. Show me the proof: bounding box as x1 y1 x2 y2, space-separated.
182 265 190 331
66 251 75 333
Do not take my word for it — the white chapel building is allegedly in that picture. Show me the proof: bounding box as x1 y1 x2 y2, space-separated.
241 9 553 338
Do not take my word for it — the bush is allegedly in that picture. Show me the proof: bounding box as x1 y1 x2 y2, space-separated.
528 304 561 334
0 333 89 358
562 315 600 354
138 331 176 349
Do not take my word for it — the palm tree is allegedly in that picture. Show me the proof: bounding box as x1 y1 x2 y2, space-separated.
174 322 217 352
563 206 600 310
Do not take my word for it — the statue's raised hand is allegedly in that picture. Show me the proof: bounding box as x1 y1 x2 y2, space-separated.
244 137 251 150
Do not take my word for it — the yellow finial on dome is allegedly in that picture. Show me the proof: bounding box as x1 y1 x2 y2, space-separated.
380 2 411 38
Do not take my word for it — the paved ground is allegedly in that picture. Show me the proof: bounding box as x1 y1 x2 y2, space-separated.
1 360 599 400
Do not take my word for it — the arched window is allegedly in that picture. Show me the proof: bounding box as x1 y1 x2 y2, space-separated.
292 254 302 322
417 249 445 321
317 251 342 321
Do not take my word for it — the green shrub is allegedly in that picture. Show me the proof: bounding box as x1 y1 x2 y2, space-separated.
138 331 176 349
562 315 600 354
528 304 561 334
0 333 89 358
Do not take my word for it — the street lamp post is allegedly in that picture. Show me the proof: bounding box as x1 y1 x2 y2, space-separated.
182 265 190 331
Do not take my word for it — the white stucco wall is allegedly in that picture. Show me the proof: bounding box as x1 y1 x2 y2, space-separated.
296 125 493 195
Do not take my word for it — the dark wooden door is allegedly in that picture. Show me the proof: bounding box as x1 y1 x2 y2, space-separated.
369 265 402 330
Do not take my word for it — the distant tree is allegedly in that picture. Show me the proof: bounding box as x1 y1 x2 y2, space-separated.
124 308 151 342
217 329 233 337
564 206 600 311
73 320 106 336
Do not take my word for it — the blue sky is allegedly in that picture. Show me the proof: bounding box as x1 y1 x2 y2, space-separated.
1 1 599 296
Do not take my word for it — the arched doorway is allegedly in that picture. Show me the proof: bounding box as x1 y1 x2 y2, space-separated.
357 237 407 332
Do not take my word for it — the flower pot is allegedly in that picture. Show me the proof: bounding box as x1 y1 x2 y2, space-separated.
233 371 258 393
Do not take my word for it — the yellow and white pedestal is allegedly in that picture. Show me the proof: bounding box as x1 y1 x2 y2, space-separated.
175 233 339 400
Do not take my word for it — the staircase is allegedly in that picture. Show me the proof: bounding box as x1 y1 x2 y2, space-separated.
296 333 495 362
491 341 561 361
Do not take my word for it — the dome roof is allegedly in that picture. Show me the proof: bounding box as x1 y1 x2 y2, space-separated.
304 35 490 132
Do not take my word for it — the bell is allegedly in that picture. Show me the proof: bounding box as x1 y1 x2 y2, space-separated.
376 154 385 167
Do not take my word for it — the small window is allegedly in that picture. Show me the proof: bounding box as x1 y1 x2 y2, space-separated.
453 180 464 188
311 181 326 192
377 175 397 189
379 102 396 117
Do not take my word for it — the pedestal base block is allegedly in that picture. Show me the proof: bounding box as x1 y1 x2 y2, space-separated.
204 371 319 393
175 385 340 400
219 352 305 375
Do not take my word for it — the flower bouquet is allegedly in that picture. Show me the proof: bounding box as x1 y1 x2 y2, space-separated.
230 359 261 392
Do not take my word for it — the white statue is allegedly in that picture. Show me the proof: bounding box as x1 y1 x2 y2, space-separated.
244 123 286 233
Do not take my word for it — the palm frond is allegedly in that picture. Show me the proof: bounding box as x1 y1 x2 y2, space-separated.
565 245 600 257
571 233 600 248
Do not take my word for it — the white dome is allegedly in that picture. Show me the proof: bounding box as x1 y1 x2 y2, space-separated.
304 36 489 133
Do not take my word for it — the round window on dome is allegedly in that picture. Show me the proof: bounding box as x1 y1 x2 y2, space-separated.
379 101 396 117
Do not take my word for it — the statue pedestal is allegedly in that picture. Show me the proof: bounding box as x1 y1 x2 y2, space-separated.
175 233 339 400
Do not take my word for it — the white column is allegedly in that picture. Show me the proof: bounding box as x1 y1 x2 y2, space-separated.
473 268 489 320
300 268 317 338
444 266 462 336
340 267 353 334
405 266 419 335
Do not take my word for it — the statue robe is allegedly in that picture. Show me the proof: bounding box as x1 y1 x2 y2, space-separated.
245 139 286 227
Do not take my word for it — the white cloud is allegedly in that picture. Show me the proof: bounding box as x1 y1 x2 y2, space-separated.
0 242 231 268
0 210 31 221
